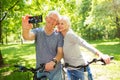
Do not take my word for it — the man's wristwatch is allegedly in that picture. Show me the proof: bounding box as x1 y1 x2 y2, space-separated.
52 58 58 68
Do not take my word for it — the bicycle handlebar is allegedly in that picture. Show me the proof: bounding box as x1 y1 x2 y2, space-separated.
90 56 114 65
64 56 114 68
14 63 45 73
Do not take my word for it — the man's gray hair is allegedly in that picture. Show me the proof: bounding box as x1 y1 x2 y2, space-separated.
47 10 60 19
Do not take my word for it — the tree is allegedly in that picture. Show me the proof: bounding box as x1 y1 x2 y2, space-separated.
91 0 120 40
0 0 19 66
112 0 120 39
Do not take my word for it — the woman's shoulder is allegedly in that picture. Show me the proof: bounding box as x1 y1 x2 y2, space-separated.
67 29 75 36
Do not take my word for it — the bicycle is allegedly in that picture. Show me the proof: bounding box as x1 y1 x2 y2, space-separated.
14 63 48 80
14 56 114 80
62 56 114 80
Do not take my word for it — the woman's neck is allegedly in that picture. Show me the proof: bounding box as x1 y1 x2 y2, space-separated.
61 29 69 37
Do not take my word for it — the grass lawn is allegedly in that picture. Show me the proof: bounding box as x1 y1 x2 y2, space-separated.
0 40 120 80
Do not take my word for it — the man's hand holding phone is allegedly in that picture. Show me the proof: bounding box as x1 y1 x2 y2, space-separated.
22 15 33 30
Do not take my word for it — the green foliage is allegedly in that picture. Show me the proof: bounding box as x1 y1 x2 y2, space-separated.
0 43 35 80
1 0 120 43
0 71 32 80
90 0 120 40
89 40 120 60
1 1 120 79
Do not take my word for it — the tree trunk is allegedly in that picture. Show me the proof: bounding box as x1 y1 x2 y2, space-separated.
0 11 3 44
116 17 120 38
0 21 4 67
0 50 4 67
0 0 19 67
0 1 4 66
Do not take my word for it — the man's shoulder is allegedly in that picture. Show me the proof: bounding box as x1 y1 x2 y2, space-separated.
35 27 43 31
54 31 62 35
32 27 44 33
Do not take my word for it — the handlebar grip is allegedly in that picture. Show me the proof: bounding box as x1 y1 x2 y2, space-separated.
101 56 114 65
110 56 114 60
14 65 27 71
14 65 21 67
14 65 25 68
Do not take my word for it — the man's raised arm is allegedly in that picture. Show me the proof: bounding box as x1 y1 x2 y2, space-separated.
22 15 35 40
